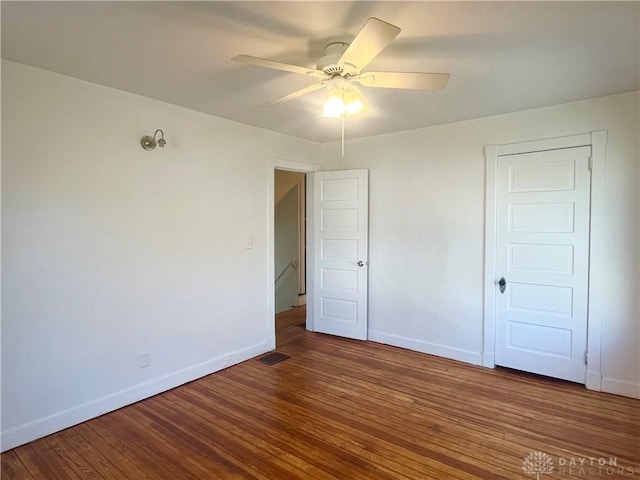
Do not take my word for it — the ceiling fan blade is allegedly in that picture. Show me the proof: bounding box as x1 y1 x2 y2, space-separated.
337 17 401 74
354 71 451 90
265 82 326 106
232 55 325 78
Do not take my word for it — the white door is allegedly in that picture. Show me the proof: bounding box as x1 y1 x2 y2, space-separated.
494 146 591 383
309 169 368 340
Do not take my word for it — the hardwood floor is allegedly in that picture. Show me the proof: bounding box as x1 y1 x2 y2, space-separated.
2 323 639 479
276 305 307 347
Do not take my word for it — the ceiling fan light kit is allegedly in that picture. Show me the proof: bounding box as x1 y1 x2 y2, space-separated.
231 16 451 117
322 77 367 118
322 95 363 118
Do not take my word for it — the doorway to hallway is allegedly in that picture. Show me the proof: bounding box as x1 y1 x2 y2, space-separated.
276 305 307 347
274 169 306 313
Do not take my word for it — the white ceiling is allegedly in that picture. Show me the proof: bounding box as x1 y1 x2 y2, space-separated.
2 1 638 143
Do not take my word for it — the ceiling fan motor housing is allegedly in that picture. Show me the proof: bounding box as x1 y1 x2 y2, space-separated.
317 42 349 75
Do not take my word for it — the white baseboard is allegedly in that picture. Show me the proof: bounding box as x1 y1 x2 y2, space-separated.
298 294 306 306
368 330 483 366
1 340 271 452
601 377 640 399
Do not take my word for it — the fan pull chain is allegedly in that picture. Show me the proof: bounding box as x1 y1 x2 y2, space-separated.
341 88 346 158
341 114 345 158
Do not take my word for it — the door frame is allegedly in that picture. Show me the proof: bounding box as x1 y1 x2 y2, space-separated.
266 156 320 350
482 131 607 391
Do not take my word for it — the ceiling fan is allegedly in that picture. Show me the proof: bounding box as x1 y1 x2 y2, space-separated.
232 17 450 117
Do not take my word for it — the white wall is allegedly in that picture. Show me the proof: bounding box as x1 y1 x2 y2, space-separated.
1 60 320 450
321 91 640 397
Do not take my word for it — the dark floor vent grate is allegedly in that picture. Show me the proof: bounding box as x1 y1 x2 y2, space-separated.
257 352 290 365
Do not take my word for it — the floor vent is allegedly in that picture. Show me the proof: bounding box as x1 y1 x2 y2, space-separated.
257 352 290 365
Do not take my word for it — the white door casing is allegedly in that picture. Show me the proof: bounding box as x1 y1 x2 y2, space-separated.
267 157 319 351
483 131 607 392
309 169 369 340
495 146 591 383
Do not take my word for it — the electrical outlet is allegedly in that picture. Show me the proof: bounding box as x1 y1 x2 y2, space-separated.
138 352 150 369
223 354 235 367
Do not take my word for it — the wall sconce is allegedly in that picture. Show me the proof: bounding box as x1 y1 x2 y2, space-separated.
140 129 166 151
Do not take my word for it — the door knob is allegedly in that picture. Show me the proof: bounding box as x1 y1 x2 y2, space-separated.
357 260 366 267
498 277 507 294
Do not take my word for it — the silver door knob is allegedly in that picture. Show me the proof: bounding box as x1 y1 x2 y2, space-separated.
357 260 365 267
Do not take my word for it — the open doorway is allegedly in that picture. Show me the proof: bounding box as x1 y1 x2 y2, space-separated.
274 169 306 346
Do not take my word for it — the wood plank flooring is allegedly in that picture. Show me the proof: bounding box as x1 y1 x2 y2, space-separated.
276 306 307 347
2 318 639 479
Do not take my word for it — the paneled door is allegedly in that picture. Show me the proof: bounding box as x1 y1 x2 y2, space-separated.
310 169 368 340
495 146 591 383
